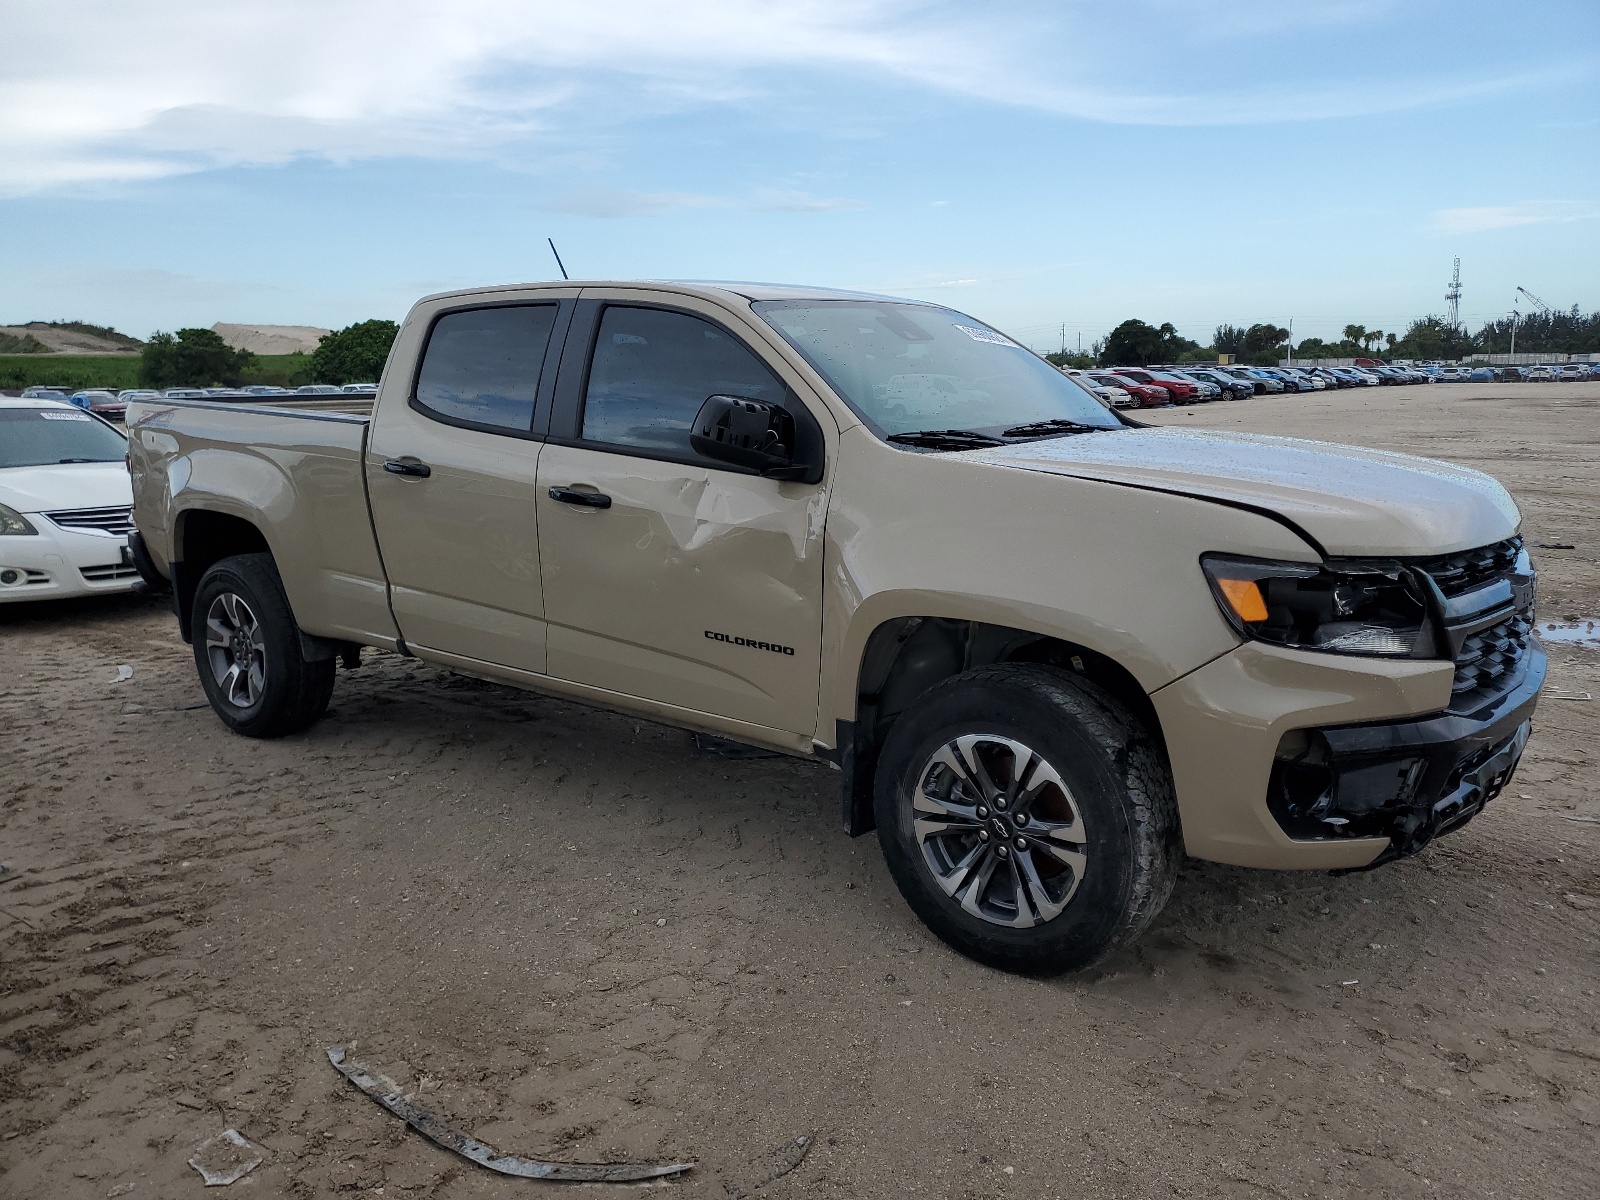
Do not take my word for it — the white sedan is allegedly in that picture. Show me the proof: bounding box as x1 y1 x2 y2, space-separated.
0 398 142 602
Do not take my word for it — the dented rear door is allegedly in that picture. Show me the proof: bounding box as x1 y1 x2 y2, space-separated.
534 293 828 735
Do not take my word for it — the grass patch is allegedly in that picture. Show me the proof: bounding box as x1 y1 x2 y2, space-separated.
0 355 143 390
0 353 316 391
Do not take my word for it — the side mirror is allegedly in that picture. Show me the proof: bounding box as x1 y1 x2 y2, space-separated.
690 395 811 480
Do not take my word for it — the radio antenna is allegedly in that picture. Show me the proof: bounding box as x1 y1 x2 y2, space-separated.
547 238 569 281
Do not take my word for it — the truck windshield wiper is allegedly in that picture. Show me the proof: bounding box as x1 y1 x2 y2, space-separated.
885 429 1007 451
59 457 112 463
999 419 1113 439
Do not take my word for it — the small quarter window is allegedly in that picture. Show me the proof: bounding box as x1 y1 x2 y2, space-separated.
581 306 786 454
415 305 557 432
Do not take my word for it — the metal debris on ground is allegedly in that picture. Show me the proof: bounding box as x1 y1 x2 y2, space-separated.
692 732 781 760
187 1128 264 1186
1549 689 1592 702
1534 542 1576 550
325 1047 693 1182
720 1134 813 1198
112 664 133 683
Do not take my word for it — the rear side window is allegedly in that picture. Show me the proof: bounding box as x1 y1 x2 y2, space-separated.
414 305 558 433
581 306 785 454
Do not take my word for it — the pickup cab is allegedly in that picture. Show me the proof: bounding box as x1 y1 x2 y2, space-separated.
126 281 1545 973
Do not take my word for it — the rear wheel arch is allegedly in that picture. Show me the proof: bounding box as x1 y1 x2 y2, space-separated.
172 509 271 642
836 616 1170 837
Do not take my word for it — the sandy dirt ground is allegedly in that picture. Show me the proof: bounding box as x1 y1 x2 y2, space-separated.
2 382 1597 1200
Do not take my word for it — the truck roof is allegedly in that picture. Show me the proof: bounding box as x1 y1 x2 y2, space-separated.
415 280 919 306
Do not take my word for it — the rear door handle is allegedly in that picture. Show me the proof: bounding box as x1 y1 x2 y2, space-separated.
383 459 432 478
548 486 611 509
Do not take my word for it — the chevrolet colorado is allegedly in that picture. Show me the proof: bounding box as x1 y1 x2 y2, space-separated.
126 281 1544 973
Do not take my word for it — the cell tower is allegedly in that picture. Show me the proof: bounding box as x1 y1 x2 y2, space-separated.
1445 257 1462 329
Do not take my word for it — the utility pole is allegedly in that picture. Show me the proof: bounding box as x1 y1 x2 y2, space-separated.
1445 257 1462 329
1286 317 1294 366
1060 324 1065 356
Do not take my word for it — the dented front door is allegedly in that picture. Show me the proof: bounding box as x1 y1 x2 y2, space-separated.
534 299 827 735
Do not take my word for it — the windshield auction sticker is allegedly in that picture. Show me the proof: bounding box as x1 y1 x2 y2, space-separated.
953 324 1020 347
38 411 93 421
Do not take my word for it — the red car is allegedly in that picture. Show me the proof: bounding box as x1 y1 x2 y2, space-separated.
1088 370 1170 408
1106 367 1202 405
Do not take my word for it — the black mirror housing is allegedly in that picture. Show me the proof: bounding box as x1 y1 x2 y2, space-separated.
690 395 816 481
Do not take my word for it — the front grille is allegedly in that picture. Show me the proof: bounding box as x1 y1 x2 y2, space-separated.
1452 610 1533 706
79 563 139 582
1414 536 1523 598
44 505 135 536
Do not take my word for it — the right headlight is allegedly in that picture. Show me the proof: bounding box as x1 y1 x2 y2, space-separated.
0 504 38 536
1201 554 1432 658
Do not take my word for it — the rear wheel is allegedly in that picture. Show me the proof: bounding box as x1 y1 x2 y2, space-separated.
192 553 335 738
873 665 1180 975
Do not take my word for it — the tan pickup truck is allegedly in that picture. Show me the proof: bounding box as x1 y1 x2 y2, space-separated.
127 281 1544 973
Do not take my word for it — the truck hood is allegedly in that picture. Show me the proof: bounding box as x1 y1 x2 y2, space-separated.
968 428 1519 557
0 462 133 514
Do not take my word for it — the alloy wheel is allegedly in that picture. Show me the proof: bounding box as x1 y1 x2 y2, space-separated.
205 591 267 708
912 734 1088 927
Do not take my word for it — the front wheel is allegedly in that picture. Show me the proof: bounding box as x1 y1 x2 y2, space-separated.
192 553 335 738
873 665 1180 975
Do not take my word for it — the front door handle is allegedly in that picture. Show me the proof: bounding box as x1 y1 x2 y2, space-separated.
548 486 612 509
384 458 432 478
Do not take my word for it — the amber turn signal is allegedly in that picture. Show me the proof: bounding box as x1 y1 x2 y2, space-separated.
1216 577 1269 623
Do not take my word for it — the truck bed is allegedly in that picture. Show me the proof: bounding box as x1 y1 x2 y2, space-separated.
126 396 399 650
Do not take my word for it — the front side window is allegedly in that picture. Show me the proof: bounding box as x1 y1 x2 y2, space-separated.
582 306 786 454
414 304 557 433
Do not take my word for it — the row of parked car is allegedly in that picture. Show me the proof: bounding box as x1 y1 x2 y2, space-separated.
12 382 377 423
1066 363 1392 409
1436 363 1599 383
1067 359 1600 409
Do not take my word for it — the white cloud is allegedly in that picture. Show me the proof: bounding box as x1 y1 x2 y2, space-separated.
1431 201 1600 235
750 188 866 213
545 189 722 218
0 1 1574 194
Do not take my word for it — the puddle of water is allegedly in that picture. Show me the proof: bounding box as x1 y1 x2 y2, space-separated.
1540 619 1600 646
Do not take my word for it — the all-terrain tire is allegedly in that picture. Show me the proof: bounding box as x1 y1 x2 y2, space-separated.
191 553 335 738
873 664 1180 975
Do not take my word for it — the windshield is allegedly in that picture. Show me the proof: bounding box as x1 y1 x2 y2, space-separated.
0 408 127 468
752 300 1120 437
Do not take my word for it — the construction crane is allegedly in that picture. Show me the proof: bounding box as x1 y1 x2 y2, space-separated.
1515 286 1553 315
1509 286 1556 358
1445 258 1462 329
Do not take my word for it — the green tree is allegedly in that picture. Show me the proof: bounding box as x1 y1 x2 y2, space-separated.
1243 323 1289 356
1099 319 1200 366
1386 316 1475 361
1342 324 1366 347
1213 324 1249 358
311 319 399 384
139 328 254 388
1044 351 1095 369
1474 306 1600 355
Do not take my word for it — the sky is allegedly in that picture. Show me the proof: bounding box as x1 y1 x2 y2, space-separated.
2 1 1597 352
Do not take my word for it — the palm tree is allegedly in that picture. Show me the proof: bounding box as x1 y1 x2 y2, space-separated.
1342 324 1366 347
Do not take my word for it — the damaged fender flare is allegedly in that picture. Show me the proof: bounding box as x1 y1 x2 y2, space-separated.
326 1047 693 1183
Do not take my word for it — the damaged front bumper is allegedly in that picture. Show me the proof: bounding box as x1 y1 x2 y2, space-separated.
1267 642 1545 865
